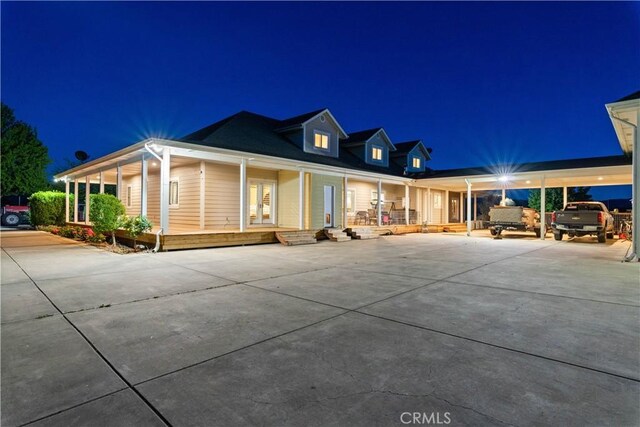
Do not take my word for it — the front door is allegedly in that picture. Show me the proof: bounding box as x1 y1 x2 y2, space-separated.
324 185 335 228
249 181 275 225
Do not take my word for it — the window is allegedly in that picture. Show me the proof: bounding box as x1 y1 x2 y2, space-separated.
314 131 329 149
346 189 356 213
412 157 421 169
169 180 179 206
126 186 132 207
372 146 383 161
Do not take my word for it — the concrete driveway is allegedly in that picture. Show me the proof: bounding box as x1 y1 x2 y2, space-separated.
2 230 639 426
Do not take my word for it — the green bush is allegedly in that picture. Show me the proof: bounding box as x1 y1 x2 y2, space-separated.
89 194 125 246
122 215 153 250
29 191 74 226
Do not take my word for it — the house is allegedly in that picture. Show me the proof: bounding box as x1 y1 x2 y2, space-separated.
56 93 637 251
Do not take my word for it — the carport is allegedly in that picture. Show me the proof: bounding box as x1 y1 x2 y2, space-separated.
416 155 632 240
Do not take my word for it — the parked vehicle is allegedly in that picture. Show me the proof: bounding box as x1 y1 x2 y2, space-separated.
488 205 543 238
551 201 614 243
1 205 30 226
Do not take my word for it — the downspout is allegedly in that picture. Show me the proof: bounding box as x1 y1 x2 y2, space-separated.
145 142 165 253
609 114 638 262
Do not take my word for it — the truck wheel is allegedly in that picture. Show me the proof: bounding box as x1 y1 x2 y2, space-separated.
597 232 606 243
554 232 563 241
490 228 497 236
534 228 541 238
1 213 21 226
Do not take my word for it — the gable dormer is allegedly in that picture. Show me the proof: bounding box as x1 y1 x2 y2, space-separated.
391 140 432 173
275 109 347 158
341 128 396 167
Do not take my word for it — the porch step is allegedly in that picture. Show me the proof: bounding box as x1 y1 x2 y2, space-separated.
345 227 380 240
275 231 318 246
324 228 351 242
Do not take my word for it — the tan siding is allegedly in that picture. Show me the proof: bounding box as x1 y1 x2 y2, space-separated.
147 170 160 227
431 189 444 223
349 180 377 214
120 175 142 216
168 163 201 229
205 162 240 229
247 168 278 181
310 174 343 229
277 170 299 227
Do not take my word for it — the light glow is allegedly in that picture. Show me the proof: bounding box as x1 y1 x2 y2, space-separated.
597 176 604 181
525 180 531 184
498 175 511 182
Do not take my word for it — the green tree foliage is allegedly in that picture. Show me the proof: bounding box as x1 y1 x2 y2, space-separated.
89 194 125 247
122 215 153 250
29 191 74 226
1 103 50 195
528 187 592 212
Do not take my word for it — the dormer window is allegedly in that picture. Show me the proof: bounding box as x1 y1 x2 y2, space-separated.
372 146 383 161
314 131 330 150
412 157 421 168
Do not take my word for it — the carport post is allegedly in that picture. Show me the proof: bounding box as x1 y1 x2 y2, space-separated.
404 184 410 225
540 176 546 240
99 171 105 194
65 179 70 223
562 186 568 208
377 179 382 226
73 179 79 223
85 176 91 224
632 118 639 260
465 179 472 236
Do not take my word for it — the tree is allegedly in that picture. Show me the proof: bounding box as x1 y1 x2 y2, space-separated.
528 187 592 212
89 194 125 247
1 103 50 196
122 215 153 250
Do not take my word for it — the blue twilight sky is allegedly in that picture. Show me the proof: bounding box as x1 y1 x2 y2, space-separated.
2 2 639 199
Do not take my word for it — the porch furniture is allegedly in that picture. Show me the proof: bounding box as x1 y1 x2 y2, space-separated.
354 211 370 225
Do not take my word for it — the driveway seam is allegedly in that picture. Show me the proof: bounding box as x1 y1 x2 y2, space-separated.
2 249 174 427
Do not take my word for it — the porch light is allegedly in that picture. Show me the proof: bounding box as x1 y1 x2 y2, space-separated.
498 175 511 182
152 162 158 167
525 180 531 184
597 176 604 181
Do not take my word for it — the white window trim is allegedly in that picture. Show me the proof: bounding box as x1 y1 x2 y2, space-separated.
371 145 384 161
313 130 331 150
169 178 179 208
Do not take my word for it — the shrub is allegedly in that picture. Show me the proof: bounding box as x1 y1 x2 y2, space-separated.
29 191 74 226
89 194 125 247
121 215 153 250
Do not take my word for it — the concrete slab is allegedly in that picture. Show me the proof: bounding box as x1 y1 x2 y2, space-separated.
1 281 57 323
37 265 235 313
28 389 164 427
352 256 484 281
451 253 640 305
1 250 30 284
249 266 434 309
1 316 125 426
68 285 344 384
138 313 640 426
361 281 640 380
1 232 83 248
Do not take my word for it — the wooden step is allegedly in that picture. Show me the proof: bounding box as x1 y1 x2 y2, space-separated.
324 228 351 242
345 227 380 240
275 231 317 246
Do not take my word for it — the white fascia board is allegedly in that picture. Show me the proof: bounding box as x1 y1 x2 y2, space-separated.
153 139 411 184
54 139 152 180
605 99 639 154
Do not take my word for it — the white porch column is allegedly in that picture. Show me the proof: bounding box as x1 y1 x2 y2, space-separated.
473 193 477 221
239 159 247 232
116 164 123 202
459 192 464 223
377 179 382 226
85 176 91 224
73 179 79 223
99 171 105 194
343 176 348 228
444 190 449 223
299 170 305 230
141 157 148 217
540 176 546 240
632 113 639 260
65 179 70 223
404 184 410 225
160 149 171 233
199 161 205 230
562 186 568 208
466 179 472 236
426 187 431 224
501 188 506 204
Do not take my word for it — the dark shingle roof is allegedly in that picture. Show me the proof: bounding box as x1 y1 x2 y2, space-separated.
274 108 326 131
392 140 422 155
614 90 640 103
180 111 404 176
342 128 382 143
420 155 632 179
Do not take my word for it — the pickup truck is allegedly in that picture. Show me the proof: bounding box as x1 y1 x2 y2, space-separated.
551 202 614 243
